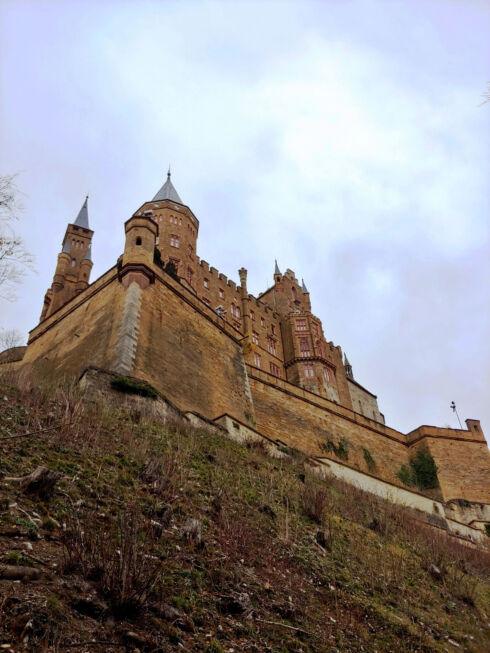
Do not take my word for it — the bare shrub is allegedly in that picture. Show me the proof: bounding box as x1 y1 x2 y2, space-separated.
62 508 162 616
140 440 190 504
301 481 329 525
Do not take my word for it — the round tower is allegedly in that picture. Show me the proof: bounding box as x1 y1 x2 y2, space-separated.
122 211 159 269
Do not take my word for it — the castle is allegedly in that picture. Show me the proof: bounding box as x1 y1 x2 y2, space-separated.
2 173 489 541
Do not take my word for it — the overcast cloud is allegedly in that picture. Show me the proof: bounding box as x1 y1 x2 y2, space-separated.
1 0 489 435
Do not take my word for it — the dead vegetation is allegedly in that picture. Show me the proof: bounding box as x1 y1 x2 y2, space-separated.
0 376 489 652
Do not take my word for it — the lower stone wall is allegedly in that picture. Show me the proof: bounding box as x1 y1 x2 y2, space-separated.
132 275 255 426
19 269 124 384
423 437 490 504
248 372 413 490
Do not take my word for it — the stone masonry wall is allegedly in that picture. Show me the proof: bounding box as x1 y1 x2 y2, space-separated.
21 268 123 383
248 370 411 488
132 272 255 425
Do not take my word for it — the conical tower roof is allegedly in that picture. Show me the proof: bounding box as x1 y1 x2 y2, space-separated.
152 170 183 203
274 259 281 275
74 196 89 229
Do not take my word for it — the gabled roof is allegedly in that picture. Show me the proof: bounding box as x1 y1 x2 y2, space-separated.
152 170 183 203
74 195 89 229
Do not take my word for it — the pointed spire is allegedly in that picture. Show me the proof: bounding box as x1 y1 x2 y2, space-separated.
274 259 281 276
301 278 308 293
344 353 354 380
74 195 89 229
152 169 183 203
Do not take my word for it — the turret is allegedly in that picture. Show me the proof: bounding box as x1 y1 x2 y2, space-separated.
123 211 158 269
131 171 198 286
301 278 311 312
238 267 251 337
41 196 94 321
344 353 354 380
274 259 282 284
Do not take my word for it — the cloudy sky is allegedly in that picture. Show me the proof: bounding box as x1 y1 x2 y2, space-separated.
1 0 489 435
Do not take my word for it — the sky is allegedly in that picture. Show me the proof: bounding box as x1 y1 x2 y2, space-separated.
0 0 489 435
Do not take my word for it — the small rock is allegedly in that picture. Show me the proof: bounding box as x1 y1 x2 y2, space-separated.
259 504 276 519
316 530 330 550
161 604 182 621
71 596 108 619
219 592 252 615
181 518 203 547
429 563 443 581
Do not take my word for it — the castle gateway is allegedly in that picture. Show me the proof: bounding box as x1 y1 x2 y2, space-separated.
2 173 489 540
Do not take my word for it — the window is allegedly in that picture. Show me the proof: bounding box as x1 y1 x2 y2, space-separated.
254 352 261 368
260 317 265 327
187 267 193 284
270 362 280 377
250 310 255 321
323 367 335 385
170 215 178 225
231 304 241 319
252 332 259 345
304 363 314 378
135 236 142 246
299 337 311 357
203 278 209 289
296 319 307 331
267 338 276 355
170 234 180 248
219 288 224 299
271 324 275 335
71 258 76 268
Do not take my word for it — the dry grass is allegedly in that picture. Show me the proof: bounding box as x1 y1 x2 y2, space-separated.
0 377 489 652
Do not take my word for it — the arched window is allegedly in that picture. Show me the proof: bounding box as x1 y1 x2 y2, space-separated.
136 236 142 246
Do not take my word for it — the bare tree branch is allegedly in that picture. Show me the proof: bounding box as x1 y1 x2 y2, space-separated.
0 328 23 350
0 174 34 301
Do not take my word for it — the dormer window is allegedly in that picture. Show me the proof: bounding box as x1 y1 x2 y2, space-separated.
170 235 180 248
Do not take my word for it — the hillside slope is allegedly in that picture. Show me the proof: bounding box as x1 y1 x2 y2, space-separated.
0 379 489 652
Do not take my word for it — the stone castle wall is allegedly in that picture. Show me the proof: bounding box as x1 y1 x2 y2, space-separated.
3 256 490 511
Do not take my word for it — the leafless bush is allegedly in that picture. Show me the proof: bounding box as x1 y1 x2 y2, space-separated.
140 443 189 504
301 481 329 525
62 509 162 616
